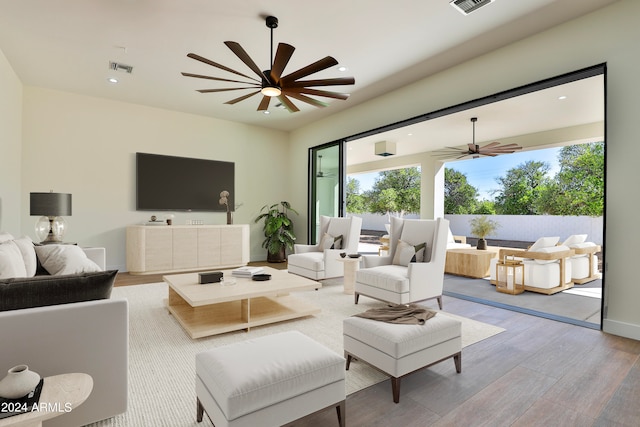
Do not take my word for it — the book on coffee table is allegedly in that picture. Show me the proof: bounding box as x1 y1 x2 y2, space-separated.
231 266 264 277
0 378 44 419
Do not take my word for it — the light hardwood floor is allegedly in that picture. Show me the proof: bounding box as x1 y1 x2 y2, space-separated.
115 266 640 427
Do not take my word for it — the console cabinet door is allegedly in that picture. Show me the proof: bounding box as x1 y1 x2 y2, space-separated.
144 228 173 272
173 228 198 270
198 228 221 267
220 226 243 266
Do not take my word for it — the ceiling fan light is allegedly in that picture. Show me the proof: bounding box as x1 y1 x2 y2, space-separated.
261 86 281 97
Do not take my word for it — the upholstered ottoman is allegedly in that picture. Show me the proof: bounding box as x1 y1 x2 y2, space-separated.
343 314 462 403
196 331 346 427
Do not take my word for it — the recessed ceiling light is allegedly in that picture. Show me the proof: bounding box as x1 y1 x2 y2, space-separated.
558 95 567 100
407 133 413 136
263 110 270 115
337 66 348 72
108 78 118 84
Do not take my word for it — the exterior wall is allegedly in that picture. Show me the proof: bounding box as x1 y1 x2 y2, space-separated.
446 215 603 246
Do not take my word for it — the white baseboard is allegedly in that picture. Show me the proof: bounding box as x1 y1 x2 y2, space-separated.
603 318 640 341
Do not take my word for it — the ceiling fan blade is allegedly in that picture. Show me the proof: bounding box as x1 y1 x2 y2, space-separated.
281 90 328 108
277 94 300 112
286 77 355 88
197 87 258 93
287 87 350 100
181 72 261 86
270 43 295 84
224 41 266 80
224 90 261 104
481 141 501 149
187 53 260 82
257 95 271 111
280 56 339 83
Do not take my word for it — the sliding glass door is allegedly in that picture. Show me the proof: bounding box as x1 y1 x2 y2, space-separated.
308 142 345 244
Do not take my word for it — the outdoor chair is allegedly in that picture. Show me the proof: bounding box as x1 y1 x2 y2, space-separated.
562 234 601 284
447 227 471 249
288 216 363 280
354 217 449 308
491 236 575 294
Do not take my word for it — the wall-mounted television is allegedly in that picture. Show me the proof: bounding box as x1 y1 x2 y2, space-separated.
136 152 234 212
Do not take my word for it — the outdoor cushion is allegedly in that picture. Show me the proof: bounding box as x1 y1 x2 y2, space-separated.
531 245 570 264
528 236 560 251
569 242 598 258
562 234 587 247
356 265 409 293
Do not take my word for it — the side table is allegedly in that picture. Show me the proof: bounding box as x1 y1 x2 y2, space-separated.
0 373 93 427
337 257 361 295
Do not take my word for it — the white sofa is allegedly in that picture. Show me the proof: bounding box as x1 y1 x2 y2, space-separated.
0 234 128 426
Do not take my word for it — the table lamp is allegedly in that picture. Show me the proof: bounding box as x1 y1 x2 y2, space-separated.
30 191 72 244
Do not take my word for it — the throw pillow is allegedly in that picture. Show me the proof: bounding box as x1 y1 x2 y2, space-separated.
0 241 28 279
319 233 343 250
392 240 427 267
562 234 588 247
34 245 102 276
0 232 14 244
528 236 560 252
12 237 37 277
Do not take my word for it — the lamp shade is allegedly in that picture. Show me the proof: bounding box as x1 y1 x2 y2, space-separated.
30 192 72 216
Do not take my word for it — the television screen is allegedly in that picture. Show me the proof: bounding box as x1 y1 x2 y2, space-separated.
136 153 234 212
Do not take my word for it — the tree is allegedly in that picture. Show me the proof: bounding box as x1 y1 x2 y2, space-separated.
346 177 367 214
536 142 604 216
365 167 420 217
493 160 550 215
444 168 479 214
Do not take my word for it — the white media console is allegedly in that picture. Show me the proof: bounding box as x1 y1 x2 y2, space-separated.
126 224 250 275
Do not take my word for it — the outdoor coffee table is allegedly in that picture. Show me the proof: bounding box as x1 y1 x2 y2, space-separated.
445 247 501 279
163 267 321 338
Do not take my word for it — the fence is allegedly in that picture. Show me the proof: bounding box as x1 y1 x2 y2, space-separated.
355 213 603 246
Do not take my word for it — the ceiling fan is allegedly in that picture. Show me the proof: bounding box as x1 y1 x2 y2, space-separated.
316 155 335 178
433 117 522 159
182 15 355 113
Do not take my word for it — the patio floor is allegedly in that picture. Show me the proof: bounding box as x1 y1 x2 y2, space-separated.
443 274 602 329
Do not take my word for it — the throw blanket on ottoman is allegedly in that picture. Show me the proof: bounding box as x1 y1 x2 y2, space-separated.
354 303 436 324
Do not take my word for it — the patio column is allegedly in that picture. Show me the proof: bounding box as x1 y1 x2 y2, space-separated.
420 154 445 219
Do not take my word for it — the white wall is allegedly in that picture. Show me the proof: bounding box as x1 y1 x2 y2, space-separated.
20 87 290 270
0 48 22 232
290 1 640 340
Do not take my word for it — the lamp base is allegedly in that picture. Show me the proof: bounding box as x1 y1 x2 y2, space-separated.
35 216 66 244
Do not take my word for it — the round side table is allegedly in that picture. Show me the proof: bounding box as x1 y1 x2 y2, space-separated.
0 373 93 427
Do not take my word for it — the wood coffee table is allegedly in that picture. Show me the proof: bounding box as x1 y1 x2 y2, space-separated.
164 267 321 338
445 247 501 279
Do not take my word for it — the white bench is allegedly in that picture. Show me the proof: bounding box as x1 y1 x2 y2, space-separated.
343 314 462 403
196 331 346 427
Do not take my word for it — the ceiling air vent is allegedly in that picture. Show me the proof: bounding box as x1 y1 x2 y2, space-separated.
450 0 495 15
109 61 134 73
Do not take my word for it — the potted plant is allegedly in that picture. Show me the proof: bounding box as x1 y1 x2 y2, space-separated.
469 215 500 250
254 201 298 263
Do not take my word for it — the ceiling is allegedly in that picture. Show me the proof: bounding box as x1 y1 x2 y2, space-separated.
0 0 617 132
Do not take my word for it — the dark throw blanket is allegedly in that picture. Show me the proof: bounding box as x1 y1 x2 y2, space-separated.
354 304 437 325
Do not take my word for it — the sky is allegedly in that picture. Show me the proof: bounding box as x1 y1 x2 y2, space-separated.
349 146 562 200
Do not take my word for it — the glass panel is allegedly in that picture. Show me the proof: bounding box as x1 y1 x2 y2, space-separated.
309 143 343 244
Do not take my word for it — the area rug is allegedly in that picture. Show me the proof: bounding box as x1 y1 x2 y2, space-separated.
88 281 504 426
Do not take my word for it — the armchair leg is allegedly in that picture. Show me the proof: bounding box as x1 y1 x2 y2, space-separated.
196 397 204 422
354 293 360 304
437 295 443 310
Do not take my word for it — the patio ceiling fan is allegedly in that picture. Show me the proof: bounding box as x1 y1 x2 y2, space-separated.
433 117 522 159
316 155 335 178
182 15 355 113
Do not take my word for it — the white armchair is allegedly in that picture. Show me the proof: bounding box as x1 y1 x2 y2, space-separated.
287 216 363 280
354 217 449 309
